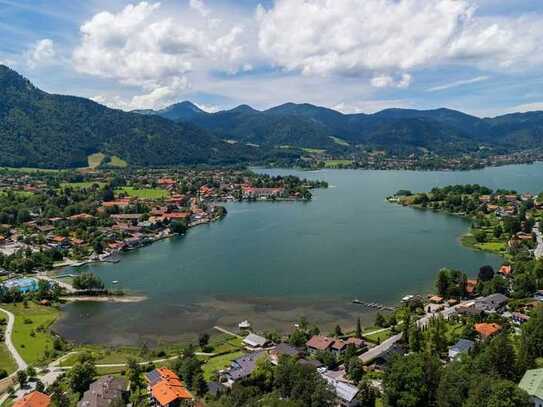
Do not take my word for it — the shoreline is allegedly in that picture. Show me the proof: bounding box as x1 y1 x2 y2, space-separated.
60 295 147 303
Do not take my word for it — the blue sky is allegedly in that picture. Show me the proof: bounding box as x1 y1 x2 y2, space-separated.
1 0 543 117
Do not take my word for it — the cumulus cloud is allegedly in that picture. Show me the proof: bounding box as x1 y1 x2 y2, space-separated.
257 0 543 78
73 1 249 109
189 0 210 17
26 38 56 68
333 99 413 114
371 73 412 89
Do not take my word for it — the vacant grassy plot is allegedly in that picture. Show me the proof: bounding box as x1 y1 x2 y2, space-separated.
109 156 128 168
61 181 106 190
324 159 353 168
87 153 106 168
0 167 61 173
60 346 145 367
201 351 244 381
117 187 169 199
303 147 326 154
329 136 350 146
2 302 60 366
364 328 391 344
0 343 17 374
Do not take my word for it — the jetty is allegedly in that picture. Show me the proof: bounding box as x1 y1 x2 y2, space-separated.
352 299 395 312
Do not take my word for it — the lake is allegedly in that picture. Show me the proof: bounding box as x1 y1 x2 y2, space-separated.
53 164 543 346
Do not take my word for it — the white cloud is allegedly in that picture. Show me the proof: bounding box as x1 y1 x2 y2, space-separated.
26 38 56 68
371 73 412 89
257 0 543 77
428 75 489 92
73 1 249 109
333 99 413 114
189 0 210 17
509 102 543 114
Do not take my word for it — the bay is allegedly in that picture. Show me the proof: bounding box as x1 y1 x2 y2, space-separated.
53 164 543 345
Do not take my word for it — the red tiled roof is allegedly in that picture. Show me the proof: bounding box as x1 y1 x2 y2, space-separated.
13 391 51 407
474 323 502 339
306 335 334 351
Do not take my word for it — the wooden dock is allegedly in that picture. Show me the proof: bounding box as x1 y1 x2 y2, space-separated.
352 299 395 312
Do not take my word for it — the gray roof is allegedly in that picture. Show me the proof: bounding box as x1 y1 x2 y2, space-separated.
475 293 508 311
271 343 300 357
323 377 359 403
450 339 475 354
227 351 266 381
243 333 269 347
78 376 127 407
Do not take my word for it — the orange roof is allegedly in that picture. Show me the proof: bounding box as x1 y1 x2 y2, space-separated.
499 265 512 275
474 323 502 339
152 381 193 405
150 368 193 406
14 391 51 407
163 212 191 220
466 279 478 294
306 335 334 351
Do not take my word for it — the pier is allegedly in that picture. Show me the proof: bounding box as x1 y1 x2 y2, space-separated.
352 299 395 312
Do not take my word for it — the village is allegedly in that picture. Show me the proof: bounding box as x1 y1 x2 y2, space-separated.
0 167 324 282
3 181 543 406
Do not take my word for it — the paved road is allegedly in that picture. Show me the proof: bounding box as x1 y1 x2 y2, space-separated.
534 223 543 259
36 275 77 293
359 303 460 364
0 307 28 372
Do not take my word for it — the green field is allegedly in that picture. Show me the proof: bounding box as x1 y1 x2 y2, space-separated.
303 147 326 154
0 190 35 198
0 342 17 374
117 187 169 199
364 328 392 344
87 153 106 168
329 136 350 146
109 156 128 168
2 303 60 366
324 159 353 168
0 167 61 173
61 181 106 190
201 351 244 380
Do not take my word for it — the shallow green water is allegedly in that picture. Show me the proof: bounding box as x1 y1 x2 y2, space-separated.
54 164 543 345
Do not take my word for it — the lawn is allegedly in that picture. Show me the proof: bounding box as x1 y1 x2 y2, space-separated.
60 345 147 367
60 181 106 190
0 343 17 374
201 351 244 381
302 148 326 154
364 328 391 344
329 136 350 146
117 187 169 200
109 156 128 168
324 159 353 168
2 302 60 367
87 153 106 168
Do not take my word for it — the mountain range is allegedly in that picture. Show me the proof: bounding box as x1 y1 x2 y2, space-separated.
1 64 543 169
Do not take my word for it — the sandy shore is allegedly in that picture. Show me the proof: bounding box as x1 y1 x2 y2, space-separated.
60 295 147 303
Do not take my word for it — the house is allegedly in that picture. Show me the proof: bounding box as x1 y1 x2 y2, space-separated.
322 376 360 407
2 277 39 293
429 295 444 304
243 333 271 350
269 343 301 365
448 339 475 360
221 352 267 386
465 279 478 296
306 335 334 354
474 293 508 313
474 323 502 340
512 312 530 325
78 375 127 407
519 368 543 407
345 337 368 351
331 339 348 358
13 391 51 407
145 367 193 406
499 265 513 277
